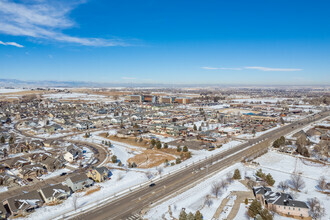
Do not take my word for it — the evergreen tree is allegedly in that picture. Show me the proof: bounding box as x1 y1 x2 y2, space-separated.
156 141 162 149
1 136 5 144
151 139 156 147
179 210 187 220
266 173 275 186
111 155 118 163
177 146 182 152
272 139 280 148
256 169 265 179
194 210 203 220
233 169 241 179
198 126 202 131
183 146 188 152
193 124 197 131
9 136 14 144
260 208 273 220
248 199 262 218
187 212 194 220
176 158 181 164
279 136 286 146
164 143 168 149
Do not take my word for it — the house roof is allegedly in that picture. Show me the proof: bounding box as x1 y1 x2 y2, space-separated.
68 173 90 183
94 166 109 174
6 190 43 212
40 183 70 199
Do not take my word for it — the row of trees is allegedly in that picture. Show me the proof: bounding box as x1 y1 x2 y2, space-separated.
0 135 15 144
179 210 203 220
101 140 111 147
150 139 169 149
256 169 275 186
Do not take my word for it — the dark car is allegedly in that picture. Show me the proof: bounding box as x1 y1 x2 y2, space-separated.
149 183 156 187
60 172 67 176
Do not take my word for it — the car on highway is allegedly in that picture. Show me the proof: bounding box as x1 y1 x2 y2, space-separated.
60 172 68 176
149 183 156 187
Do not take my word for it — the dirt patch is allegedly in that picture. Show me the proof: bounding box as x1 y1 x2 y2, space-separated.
85 186 101 195
127 149 176 168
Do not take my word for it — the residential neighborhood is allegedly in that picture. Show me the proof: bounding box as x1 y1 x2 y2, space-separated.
0 87 328 220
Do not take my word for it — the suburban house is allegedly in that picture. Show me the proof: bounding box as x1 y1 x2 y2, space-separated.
253 186 309 218
65 173 94 192
19 164 47 179
38 183 71 204
86 166 111 182
3 190 44 216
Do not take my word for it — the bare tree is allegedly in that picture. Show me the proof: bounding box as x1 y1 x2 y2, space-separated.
211 182 222 198
226 173 233 183
317 176 327 191
307 197 325 219
278 181 289 192
204 194 213 207
156 167 164 176
145 171 153 180
290 174 305 191
72 193 79 211
220 179 229 190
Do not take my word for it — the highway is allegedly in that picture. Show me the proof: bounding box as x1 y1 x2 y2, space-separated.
70 111 329 220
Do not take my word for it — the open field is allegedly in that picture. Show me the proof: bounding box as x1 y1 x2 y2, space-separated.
127 149 176 168
99 134 151 148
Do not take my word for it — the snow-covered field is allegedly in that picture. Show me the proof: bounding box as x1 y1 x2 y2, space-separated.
144 150 330 220
232 98 288 104
144 163 249 220
43 92 114 102
253 151 330 220
0 88 26 93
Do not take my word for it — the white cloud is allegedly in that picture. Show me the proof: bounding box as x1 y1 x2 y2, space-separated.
0 40 24 47
201 67 242 70
121 77 136 80
0 0 126 46
202 66 302 72
244 66 303 71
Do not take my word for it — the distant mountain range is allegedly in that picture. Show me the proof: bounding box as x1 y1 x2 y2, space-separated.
0 78 328 89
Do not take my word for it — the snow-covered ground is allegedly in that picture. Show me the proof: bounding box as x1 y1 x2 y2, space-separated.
42 93 115 102
236 124 281 139
145 150 330 220
232 98 288 104
144 163 249 220
19 169 150 220
235 203 249 220
40 168 71 180
0 186 8 193
0 88 26 93
253 151 330 220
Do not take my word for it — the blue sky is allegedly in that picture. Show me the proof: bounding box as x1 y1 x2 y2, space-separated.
0 0 329 85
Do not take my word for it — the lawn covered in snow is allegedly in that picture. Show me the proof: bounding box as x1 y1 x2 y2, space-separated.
144 163 249 220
